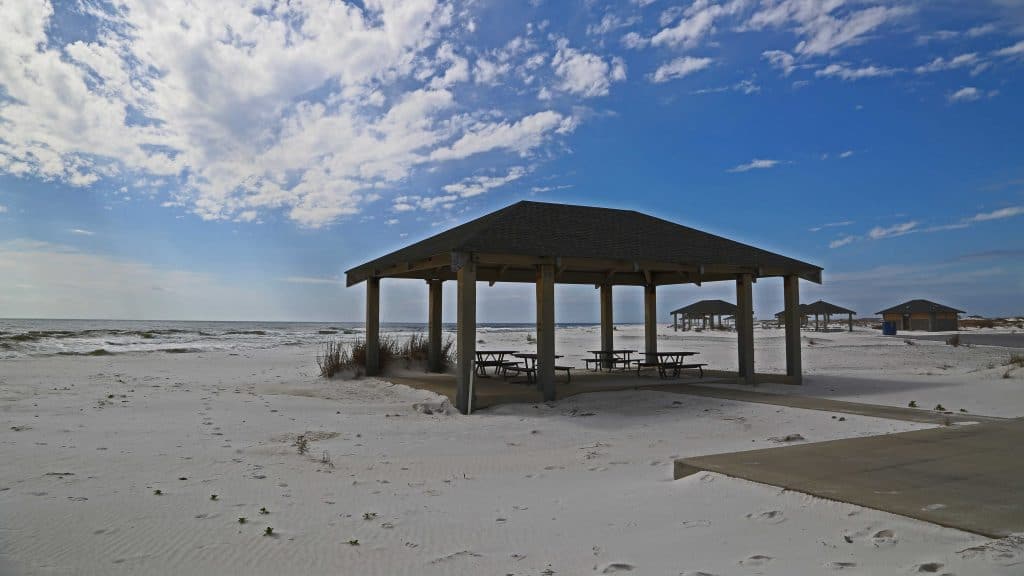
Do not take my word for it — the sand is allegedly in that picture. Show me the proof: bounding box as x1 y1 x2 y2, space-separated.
1 326 1023 575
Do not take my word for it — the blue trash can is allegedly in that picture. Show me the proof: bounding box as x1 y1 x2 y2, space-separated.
882 321 897 336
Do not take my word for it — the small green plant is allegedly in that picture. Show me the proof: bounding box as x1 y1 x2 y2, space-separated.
153 489 162 496
238 517 247 524
210 494 218 501
908 401 918 408
259 507 269 515
348 539 360 546
363 512 377 520
959 408 968 413
264 526 274 536
934 404 946 411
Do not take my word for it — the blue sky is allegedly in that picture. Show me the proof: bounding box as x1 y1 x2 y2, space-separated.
0 0 1022 322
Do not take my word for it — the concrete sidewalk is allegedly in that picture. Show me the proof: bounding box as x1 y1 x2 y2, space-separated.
645 382 1002 425
675 418 1024 538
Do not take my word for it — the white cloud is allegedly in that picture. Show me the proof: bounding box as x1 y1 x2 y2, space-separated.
385 218 399 225
587 13 639 36
727 158 779 173
650 57 713 83
948 87 981 103
70 229 95 236
915 53 981 74
429 111 572 161
810 220 854 232
0 1 593 229
994 40 1024 58
621 32 649 50
550 40 626 98
829 235 857 249
815 63 899 80
839 150 854 158
441 166 527 198
966 206 1024 222
747 2 913 56
868 221 918 239
651 0 745 49
762 50 796 76
0 204 7 213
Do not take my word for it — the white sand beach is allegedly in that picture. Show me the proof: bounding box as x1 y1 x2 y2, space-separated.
2 325 1023 575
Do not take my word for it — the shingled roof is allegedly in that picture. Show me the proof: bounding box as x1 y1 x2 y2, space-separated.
775 300 856 317
671 299 739 316
876 299 964 315
346 201 821 286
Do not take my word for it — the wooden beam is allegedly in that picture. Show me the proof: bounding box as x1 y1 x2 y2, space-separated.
427 279 444 373
736 273 755 385
644 283 657 356
600 283 614 369
536 264 556 402
365 277 381 376
455 262 476 414
783 275 801 385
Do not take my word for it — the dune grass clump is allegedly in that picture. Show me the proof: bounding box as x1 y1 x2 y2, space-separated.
946 334 961 347
318 334 454 378
317 340 351 378
1006 353 1024 368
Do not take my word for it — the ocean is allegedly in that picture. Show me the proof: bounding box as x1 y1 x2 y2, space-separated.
0 319 598 359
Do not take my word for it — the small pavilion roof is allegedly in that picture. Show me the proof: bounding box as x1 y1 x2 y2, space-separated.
346 201 822 287
671 299 738 316
876 299 964 315
773 300 856 317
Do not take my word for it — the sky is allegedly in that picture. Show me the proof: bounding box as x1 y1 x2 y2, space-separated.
0 0 1022 323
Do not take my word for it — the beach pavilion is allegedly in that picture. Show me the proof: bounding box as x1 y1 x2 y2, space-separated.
671 299 738 331
345 201 822 414
774 300 857 332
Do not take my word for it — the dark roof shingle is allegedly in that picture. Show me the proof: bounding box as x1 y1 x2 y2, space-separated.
876 299 964 315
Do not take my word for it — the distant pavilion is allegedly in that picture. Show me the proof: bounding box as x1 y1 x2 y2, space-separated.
671 299 738 331
774 300 857 332
346 201 822 414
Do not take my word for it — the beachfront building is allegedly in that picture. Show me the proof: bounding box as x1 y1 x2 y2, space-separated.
671 299 738 331
346 201 822 414
877 299 963 332
773 300 856 332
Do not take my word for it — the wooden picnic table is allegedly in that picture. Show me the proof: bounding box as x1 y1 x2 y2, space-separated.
474 350 520 377
510 353 570 384
637 351 704 379
585 349 637 371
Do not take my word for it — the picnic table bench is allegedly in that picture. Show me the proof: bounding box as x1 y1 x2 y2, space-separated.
584 349 637 371
507 353 573 384
474 350 520 377
635 352 705 379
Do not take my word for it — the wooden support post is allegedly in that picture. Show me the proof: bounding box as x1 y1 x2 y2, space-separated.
848 312 854 332
427 279 443 373
644 283 657 356
365 277 381 376
536 264 556 402
455 263 476 414
736 274 755 385
673 313 677 332
600 283 614 368
784 275 802 385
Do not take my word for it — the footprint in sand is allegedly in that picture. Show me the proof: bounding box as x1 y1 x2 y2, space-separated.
679 572 717 576
871 529 898 546
738 554 772 567
826 561 857 570
599 562 634 573
745 510 786 524
914 561 943 573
